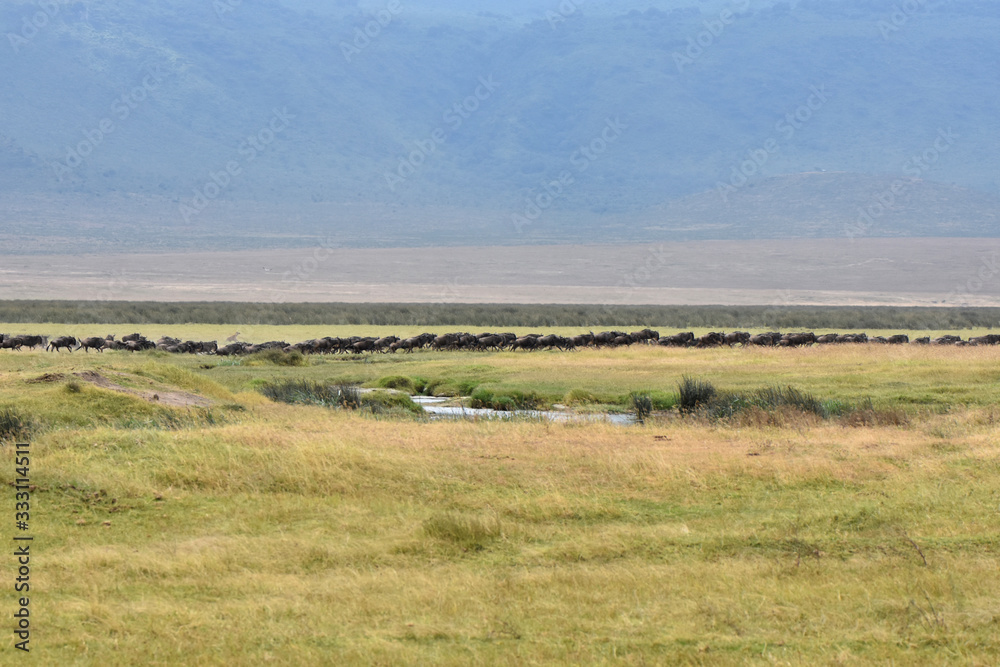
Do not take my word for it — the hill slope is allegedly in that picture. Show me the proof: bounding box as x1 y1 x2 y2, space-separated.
1 0 998 250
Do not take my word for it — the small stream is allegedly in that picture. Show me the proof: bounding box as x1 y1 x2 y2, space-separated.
411 396 637 425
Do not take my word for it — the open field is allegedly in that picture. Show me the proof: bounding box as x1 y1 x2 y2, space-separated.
2 342 1000 664
3 238 1000 305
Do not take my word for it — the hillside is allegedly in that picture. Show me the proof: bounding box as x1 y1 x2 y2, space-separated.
1 0 998 251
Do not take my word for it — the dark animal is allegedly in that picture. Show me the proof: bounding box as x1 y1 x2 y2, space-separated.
77 337 107 353
658 332 694 347
1 336 24 350
724 331 750 347
47 336 76 352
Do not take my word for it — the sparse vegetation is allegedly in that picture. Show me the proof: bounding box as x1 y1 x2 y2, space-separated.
628 391 653 424
0 407 36 443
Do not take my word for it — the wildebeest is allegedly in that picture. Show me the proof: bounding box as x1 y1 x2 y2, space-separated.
695 332 726 348
658 332 694 347
749 332 781 346
16 335 48 350
780 332 816 347
969 334 1000 346
724 331 751 347
217 342 248 356
932 335 963 345
630 329 660 344
510 336 540 351
47 335 77 352
76 336 108 353
1 335 24 350
593 331 627 347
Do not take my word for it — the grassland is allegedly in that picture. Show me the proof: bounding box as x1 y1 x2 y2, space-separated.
2 341 999 664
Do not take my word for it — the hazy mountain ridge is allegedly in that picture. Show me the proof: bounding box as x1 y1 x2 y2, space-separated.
1 0 998 250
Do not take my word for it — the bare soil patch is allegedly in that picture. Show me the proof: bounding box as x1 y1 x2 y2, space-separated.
71 370 213 408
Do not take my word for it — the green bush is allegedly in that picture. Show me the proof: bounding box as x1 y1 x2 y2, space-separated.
563 388 598 405
469 387 543 411
678 377 717 414
258 381 341 407
0 408 36 443
629 392 653 424
375 375 417 393
359 391 423 416
245 349 308 367
257 382 421 415
423 378 479 398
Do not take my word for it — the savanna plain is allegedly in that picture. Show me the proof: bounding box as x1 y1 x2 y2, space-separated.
2 323 999 665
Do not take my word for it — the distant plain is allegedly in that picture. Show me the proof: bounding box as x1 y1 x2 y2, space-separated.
3 237 999 306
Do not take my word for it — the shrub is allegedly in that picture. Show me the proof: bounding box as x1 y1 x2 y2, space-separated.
246 349 308 367
629 392 653 424
678 377 717 414
256 382 421 415
422 378 478 397
0 408 36 443
375 375 417 393
469 388 543 411
359 390 422 415
705 386 827 421
258 381 340 407
563 388 598 405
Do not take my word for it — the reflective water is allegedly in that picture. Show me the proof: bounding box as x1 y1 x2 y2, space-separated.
411 396 637 425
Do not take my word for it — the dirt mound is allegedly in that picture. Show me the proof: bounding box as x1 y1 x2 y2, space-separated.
26 372 66 384
71 371 214 408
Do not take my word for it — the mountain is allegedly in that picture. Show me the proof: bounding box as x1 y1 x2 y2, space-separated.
1 0 998 252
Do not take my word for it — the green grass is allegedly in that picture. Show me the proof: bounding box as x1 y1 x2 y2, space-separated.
2 338 1000 663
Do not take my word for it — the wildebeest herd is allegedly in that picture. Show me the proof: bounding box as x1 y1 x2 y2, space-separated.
1 329 997 355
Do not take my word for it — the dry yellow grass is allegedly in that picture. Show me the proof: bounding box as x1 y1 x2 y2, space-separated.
2 344 999 664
